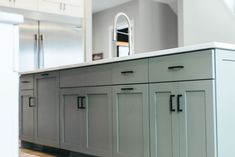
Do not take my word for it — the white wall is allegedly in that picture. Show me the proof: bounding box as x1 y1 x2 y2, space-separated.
92 0 178 58
137 0 178 53
178 0 235 46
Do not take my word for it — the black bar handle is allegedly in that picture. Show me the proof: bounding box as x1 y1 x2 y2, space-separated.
177 95 183 112
121 70 134 74
77 96 81 109
80 97 86 109
29 97 35 107
121 88 134 91
21 81 30 84
170 95 176 112
41 73 49 77
168 66 184 70
34 34 38 40
40 34 44 41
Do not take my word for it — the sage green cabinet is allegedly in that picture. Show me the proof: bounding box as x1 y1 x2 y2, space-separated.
112 84 149 157
19 90 35 143
150 80 215 157
60 88 85 152
149 50 215 83
60 86 112 157
34 72 60 148
83 87 113 157
149 83 177 157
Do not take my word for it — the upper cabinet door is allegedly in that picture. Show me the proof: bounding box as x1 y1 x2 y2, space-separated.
14 0 37 10
62 0 84 17
0 0 11 7
112 84 149 157
178 80 216 157
38 0 62 15
83 87 112 157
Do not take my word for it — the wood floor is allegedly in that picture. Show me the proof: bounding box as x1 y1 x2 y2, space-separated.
20 148 56 157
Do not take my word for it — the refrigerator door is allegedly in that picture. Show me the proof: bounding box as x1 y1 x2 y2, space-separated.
39 21 84 68
19 19 39 71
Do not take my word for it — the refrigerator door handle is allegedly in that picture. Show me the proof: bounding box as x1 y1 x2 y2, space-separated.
34 34 39 69
39 34 45 68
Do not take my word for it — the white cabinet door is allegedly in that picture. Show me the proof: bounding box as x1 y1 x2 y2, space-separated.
112 84 149 157
62 0 84 17
38 0 62 15
0 0 11 7
178 80 216 157
149 83 179 157
14 0 37 10
83 87 112 157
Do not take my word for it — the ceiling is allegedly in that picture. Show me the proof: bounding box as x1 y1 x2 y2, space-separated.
92 0 135 13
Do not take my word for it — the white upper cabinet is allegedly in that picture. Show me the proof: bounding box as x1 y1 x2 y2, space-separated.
0 0 84 18
0 0 13 7
38 0 61 15
14 0 37 10
38 0 84 18
62 0 84 17
0 0 37 11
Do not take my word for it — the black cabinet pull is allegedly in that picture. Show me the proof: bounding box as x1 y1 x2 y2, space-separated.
170 95 175 112
21 81 30 84
177 95 183 112
121 70 134 74
77 96 81 109
29 97 35 107
41 73 49 77
168 66 184 70
121 88 134 91
80 97 86 109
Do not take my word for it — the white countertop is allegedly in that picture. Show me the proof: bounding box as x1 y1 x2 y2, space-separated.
0 12 23 25
19 42 235 75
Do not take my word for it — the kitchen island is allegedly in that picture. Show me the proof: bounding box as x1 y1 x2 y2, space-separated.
19 42 235 157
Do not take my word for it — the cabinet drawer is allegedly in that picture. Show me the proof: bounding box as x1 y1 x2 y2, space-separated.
149 50 215 82
20 75 34 90
60 64 112 87
112 59 148 84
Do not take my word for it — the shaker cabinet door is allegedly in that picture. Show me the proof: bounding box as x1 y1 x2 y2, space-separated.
34 72 60 147
62 0 84 17
178 81 216 157
19 90 35 143
38 0 61 15
14 0 37 10
0 0 11 7
112 84 149 157
149 83 179 157
83 87 112 157
60 88 85 152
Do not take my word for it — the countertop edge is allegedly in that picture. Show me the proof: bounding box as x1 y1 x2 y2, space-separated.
18 42 235 75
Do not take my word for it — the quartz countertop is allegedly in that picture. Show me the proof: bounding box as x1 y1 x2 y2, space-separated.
19 42 235 75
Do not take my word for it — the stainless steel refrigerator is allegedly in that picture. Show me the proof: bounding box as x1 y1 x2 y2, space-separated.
19 19 84 71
